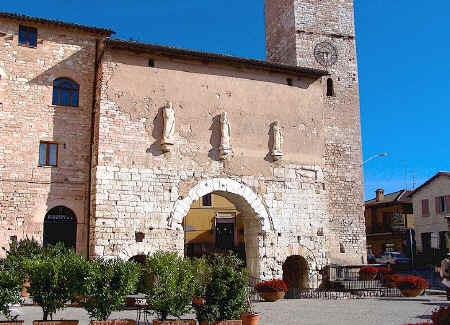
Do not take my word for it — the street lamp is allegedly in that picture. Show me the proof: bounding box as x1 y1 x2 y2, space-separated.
361 152 387 166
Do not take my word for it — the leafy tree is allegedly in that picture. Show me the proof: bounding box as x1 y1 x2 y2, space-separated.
79 258 141 321
25 245 89 320
193 253 248 323
144 251 197 321
5 238 42 280
0 260 23 320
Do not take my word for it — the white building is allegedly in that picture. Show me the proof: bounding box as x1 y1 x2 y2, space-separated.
408 172 450 263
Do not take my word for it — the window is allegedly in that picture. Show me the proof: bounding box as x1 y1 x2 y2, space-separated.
202 193 212 207
39 142 58 166
421 232 431 252
439 231 448 250
18 25 37 47
148 59 155 67
326 78 335 97
436 196 448 213
382 212 392 232
421 199 430 216
52 78 79 107
286 78 293 86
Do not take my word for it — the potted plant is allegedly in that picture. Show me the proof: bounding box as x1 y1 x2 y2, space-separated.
143 251 197 325
193 254 247 325
240 287 259 325
25 244 87 325
358 266 378 281
254 280 287 302
0 260 24 324
395 276 428 297
79 258 141 325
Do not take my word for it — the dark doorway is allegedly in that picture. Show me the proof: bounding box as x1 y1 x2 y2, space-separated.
283 255 309 290
215 222 235 250
43 206 77 249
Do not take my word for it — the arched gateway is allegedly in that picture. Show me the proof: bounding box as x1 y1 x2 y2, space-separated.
171 178 274 279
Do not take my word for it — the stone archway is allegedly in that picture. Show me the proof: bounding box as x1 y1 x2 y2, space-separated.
43 206 77 249
171 178 274 279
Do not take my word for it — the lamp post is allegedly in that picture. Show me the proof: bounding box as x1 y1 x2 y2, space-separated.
361 152 387 166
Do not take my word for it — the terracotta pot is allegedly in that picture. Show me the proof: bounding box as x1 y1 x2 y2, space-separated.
32 321 79 325
90 321 135 325
257 291 286 302
153 320 196 325
0 321 24 325
400 288 425 297
241 313 260 325
200 321 242 325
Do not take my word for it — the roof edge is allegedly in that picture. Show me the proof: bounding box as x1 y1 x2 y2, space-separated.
408 172 450 197
0 12 114 36
104 38 329 77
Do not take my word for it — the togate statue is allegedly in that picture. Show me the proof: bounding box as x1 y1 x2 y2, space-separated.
219 112 232 160
161 101 175 152
271 121 284 161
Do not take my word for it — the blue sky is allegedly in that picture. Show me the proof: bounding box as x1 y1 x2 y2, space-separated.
3 1 449 199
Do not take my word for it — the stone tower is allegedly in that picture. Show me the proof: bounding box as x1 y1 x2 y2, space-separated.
265 0 366 263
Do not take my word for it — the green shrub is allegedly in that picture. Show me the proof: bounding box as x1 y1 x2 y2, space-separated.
193 253 248 323
144 251 196 321
0 260 23 320
25 245 89 320
79 258 141 321
5 238 42 280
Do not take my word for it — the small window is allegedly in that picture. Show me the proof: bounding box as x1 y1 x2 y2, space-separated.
202 193 212 207
148 59 155 67
326 78 334 97
438 196 447 213
52 78 79 107
286 78 293 86
39 142 58 166
18 25 37 47
421 199 429 216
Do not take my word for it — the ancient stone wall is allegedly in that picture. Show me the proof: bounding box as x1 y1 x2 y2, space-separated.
0 18 98 256
90 47 331 280
266 0 366 264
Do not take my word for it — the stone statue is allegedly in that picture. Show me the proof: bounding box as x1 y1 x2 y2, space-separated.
161 102 175 152
219 112 232 160
271 121 284 161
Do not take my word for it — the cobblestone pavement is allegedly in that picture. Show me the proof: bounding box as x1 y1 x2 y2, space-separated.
2 295 448 325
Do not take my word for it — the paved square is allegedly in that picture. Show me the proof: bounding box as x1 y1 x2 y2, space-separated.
2 295 448 325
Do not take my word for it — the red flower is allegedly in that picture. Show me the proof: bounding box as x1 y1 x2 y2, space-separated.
359 266 378 280
395 276 428 290
255 279 288 293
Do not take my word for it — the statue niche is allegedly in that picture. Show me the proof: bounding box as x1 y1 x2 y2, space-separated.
161 102 175 152
219 112 232 160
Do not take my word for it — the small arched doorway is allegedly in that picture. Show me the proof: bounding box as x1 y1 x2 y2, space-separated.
129 255 148 293
283 255 309 290
43 206 77 249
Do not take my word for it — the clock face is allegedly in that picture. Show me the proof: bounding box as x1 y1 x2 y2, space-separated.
314 41 338 67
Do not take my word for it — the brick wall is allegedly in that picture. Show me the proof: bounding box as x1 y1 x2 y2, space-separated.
0 19 98 256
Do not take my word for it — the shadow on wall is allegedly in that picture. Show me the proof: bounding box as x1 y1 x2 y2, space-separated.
26 46 93 256
264 121 277 163
208 114 221 161
146 105 165 157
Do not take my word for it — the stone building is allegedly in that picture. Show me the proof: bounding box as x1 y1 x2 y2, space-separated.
0 0 365 286
408 172 450 264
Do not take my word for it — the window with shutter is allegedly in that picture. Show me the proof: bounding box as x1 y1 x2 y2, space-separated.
422 199 429 216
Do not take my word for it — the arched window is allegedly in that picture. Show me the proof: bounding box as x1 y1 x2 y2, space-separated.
52 78 79 107
326 78 335 97
43 206 77 249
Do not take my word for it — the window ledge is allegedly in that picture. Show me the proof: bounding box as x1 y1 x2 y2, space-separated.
37 165 57 168
48 104 79 109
